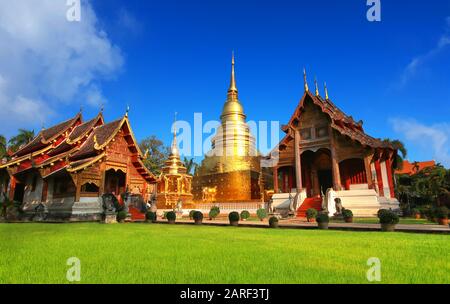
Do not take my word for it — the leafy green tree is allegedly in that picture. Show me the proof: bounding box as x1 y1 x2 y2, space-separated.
183 157 198 175
139 136 170 175
0 135 7 160
383 138 407 170
8 129 35 152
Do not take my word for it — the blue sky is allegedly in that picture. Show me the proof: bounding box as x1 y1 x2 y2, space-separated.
1 0 449 166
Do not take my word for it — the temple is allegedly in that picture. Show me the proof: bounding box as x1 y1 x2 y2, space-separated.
192 54 263 208
156 119 193 209
269 71 400 217
0 110 157 221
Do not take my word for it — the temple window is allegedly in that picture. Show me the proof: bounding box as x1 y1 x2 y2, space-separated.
81 183 99 194
300 128 312 140
315 126 329 138
53 175 76 197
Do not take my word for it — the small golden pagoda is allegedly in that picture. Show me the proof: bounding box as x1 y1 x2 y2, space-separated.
193 54 262 202
156 122 193 209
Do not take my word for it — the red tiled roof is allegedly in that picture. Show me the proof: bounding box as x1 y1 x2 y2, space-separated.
70 119 123 160
13 113 81 157
281 91 392 150
395 160 436 175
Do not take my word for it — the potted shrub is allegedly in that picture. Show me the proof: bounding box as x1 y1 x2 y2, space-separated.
306 208 318 222
240 210 250 221
117 210 127 223
316 212 329 230
228 211 240 226
342 209 354 223
378 209 399 232
209 206 220 220
256 208 267 221
435 206 449 226
166 211 176 224
145 211 157 223
193 211 204 225
269 216 279 228
411 208 421 220
189 210 196 220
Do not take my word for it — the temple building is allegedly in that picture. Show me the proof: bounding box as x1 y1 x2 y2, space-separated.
156 121 193 209
269 72 400 217
192 54 263 205
0 110 157 221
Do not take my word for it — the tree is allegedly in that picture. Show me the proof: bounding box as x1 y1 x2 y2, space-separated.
8 129 35 152
383 138 407 170
0 135 6 160
139 136 170 175
183 157 198 175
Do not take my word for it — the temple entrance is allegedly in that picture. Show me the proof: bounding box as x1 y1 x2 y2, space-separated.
105 169 126 196
13 182 25 202
318 169 333 195
301 148 333 197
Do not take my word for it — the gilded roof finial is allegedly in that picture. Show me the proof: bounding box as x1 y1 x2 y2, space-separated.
303 68 309 92
228 51 238 93
100 103 104 113
144 148 149 159
314 76 319 96
125 104 130 117
171 112 179 157
324 82 329 100
93 134 99 147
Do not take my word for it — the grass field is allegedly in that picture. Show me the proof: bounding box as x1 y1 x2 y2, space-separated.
0 223 449 284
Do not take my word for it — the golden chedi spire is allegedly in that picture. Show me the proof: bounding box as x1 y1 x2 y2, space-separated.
221 52 246 122
303 68 309 92
170 112 179 157
314 76 319 96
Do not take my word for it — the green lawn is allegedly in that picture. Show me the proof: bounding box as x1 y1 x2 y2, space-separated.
331 217 436 225
0 223 448 284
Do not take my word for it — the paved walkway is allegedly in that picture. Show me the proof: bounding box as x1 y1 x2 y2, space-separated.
158 218 450 234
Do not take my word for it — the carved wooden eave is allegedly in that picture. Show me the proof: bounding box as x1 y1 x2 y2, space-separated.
67 152 106 173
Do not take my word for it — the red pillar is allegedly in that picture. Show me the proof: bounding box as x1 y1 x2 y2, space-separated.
385 158 396 198
273 166 279 193
375 160 384 197
8 176 16 201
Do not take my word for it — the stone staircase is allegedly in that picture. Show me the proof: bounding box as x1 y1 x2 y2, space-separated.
296 196 322 218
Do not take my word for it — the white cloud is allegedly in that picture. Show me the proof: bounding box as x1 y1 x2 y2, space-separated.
390 118 450 167
0 0 123 136
399 16 450 86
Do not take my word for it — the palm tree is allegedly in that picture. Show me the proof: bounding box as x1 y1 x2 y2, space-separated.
183 157 198 175
8 129 35 152
383 138 407 170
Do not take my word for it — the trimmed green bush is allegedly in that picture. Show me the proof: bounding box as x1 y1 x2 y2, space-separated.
166 211 176 222
209 206 220 220
256 208 267 221
411 208 420 216
189 210 196 220
378 209 399 224
342 209 353 219
269 216 279 228
240 210 250 220
228 211 240 223
117 210 127 222
306 208 318 220
435 206 449 219
193 211 204 221
145 211 157 222
316 212 329 223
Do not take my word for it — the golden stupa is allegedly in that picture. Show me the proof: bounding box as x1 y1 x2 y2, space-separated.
192 54 262 202
156 120 193 209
